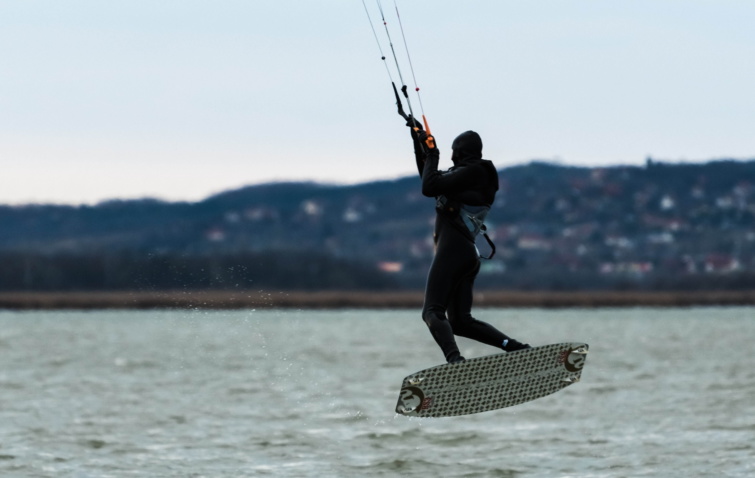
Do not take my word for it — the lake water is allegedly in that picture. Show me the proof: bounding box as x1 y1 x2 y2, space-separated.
0 307 753 477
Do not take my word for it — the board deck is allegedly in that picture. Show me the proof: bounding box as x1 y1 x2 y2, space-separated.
395 342 588 417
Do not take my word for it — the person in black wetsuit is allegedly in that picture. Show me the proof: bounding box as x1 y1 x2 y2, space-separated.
408 120 530 363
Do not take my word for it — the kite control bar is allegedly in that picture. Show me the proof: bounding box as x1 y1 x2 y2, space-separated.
392 82 434 149
362 0 433 150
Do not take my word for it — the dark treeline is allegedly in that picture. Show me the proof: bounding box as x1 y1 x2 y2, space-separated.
480 263 755 291
0 251 397 292
3 251 755 293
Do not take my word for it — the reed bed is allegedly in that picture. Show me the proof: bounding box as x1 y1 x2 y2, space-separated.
1 289 754 310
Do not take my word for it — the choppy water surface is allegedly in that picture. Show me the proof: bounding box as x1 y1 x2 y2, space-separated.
1 307 753 477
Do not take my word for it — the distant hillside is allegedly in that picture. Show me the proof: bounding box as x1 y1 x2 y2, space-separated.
2 159 755 291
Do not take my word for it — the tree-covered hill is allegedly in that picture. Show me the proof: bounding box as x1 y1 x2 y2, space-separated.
2 159 754 291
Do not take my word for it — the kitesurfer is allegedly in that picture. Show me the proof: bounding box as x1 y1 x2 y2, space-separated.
408 119 531 363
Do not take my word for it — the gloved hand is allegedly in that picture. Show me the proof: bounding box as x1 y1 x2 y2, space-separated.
417 129 437 150
405 115 423 130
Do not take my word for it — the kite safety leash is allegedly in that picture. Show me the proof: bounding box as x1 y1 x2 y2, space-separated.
480 226 497 260
361 0 434 150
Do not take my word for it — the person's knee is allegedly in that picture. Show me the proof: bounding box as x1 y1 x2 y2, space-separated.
422 307 445 328
447 312 474 335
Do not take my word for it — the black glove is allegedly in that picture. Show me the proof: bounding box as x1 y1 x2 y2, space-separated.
417 129 437 150
405 115 423 130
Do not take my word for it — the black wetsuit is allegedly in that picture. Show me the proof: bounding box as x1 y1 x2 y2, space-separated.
412 129 528 362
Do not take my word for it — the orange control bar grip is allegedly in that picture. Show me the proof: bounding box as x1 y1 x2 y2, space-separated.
422 115 434 149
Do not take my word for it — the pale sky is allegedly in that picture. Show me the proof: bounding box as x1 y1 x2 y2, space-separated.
2 0 754 205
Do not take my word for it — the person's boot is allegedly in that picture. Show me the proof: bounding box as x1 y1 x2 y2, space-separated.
447 353 466 364
423 311 463 363
502 338 531 352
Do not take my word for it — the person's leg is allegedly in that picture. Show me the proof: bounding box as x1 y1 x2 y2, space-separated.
448 260 532 352
422 253 463 363
447 260 505 346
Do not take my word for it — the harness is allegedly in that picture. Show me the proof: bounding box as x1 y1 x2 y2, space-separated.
436 195 496 259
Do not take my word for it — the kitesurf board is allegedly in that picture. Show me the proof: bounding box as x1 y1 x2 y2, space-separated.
395 342 588 417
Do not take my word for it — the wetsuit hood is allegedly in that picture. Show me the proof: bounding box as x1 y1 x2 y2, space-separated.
451 130 483 164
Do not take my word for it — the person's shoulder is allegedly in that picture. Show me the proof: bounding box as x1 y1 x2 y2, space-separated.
478 159 497 173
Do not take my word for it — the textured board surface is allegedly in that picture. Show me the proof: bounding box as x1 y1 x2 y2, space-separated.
395 342 588 417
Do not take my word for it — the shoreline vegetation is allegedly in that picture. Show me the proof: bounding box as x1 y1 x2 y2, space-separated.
1 290 754 310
